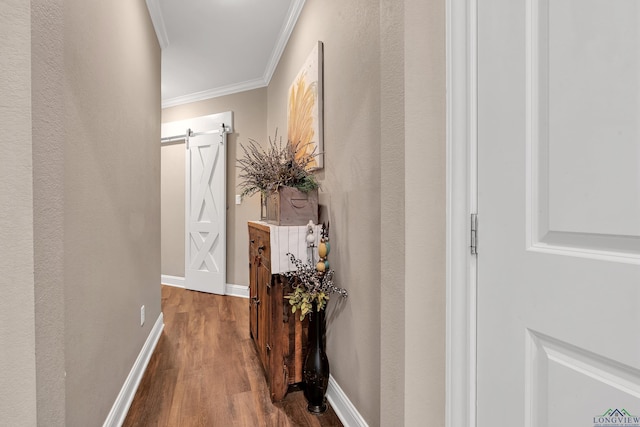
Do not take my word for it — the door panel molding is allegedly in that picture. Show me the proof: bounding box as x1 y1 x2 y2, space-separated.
526 329 640 426
525 0 640 263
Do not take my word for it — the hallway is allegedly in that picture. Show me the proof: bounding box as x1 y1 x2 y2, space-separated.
123 286 343 426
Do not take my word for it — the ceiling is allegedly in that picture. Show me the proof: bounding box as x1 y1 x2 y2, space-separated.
145 0 305 108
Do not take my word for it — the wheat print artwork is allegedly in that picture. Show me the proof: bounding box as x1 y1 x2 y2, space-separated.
288 41 323 170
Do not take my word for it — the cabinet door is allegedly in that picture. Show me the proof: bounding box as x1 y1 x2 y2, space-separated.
249 252 258 341
248 227 259 341
257 262 271 378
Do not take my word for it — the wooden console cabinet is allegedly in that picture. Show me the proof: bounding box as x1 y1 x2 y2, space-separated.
248 221 308 401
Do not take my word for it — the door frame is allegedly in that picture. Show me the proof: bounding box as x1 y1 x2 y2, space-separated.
161 111 234 293
446 0 478 426
447 2 640 424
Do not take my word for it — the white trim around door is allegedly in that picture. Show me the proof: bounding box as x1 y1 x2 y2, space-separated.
446 0 478 426
162 112 234 296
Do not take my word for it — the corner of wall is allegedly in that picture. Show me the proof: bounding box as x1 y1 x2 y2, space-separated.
380 0 406 424
403 0 447 424
31 1 66 424
0 1 38 424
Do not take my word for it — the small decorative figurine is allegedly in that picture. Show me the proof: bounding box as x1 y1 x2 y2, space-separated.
316 222 330 274
306 220 317 264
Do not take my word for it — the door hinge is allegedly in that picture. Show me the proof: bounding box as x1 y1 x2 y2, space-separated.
471 213 478 255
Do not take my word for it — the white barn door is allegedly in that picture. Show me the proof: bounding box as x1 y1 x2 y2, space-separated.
477 0 640 425
162 112 232 295
185 128 226 294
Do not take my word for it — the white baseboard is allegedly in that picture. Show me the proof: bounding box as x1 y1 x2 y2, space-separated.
225 283 249 298
161 276 248 299
327 374 368 427
160 274 184 288
102 313 164 427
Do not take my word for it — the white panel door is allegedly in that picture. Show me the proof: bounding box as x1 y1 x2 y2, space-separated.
185 131 226 294
478 0 640 425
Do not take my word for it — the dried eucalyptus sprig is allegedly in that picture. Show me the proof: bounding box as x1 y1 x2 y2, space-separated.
283 253 348 320
237 131 319 198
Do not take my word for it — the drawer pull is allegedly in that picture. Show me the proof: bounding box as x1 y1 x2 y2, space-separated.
258 245 265 254
266 344 272 352
251 296 260 305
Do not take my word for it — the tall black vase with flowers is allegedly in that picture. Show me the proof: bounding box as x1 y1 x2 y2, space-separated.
284 226 347 414
304 299 329 413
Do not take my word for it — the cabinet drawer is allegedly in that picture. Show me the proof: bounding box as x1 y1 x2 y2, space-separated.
249 227 270 269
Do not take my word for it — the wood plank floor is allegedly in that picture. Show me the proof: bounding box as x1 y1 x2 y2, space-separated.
123 285 343 427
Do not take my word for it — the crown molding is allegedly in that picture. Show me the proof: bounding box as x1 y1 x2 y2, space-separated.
263 0 306 84
159 0 307 108
162 78 268 109
145 0 169 49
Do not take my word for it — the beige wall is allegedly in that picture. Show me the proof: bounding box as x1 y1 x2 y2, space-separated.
403 0 446 424
162 88 267 285
62 1 161 425
160 0 447 424
380 0 406 424
267 0 383 423
270 0 446 425
1 1 160 426
32 0 66 424
0 1 38 424
2 0 445 425
160 143 185 277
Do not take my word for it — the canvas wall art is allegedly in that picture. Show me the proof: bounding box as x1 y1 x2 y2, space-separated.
288 41 324 170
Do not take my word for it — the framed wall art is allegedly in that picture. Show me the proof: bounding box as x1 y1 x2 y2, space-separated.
288 41 324 170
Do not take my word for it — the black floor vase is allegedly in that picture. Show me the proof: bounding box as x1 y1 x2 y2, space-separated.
303 302 330 414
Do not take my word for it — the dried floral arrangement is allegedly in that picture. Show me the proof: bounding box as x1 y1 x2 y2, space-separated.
237 131 319 199
283 253 348 321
